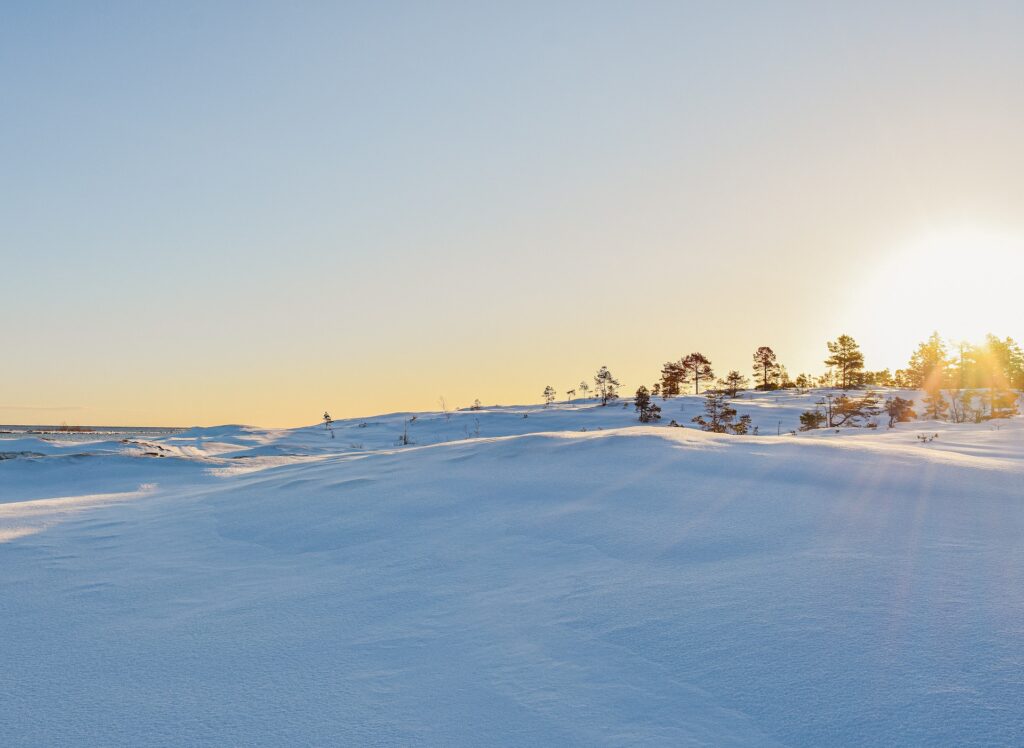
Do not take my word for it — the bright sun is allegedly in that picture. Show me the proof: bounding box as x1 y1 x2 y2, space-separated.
859 227 1024 366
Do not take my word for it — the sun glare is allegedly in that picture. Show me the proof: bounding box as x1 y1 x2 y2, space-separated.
859 228 1024 366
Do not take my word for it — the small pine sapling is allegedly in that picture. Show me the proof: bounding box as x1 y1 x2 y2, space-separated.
634 386 662 423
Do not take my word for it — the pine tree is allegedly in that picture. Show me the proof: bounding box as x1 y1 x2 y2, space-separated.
681 352 714 394
593 366 621 406
659 360 684 398
921 387 949 421
979 334 1024 395
863 369 894 387
955 342 982 389
884 396 916 427
893 369 913 388
543 385 556 406
799 408 826 431
634 385 650 415
977 337 1022 419
826 392 882 427
752 346 780 390
634 386 662 423
691 390 751 434
956 389 985 423
825 335 865 390
719 370 748 397
578 381 591 400
949 341 970 390
990 387 1020 419
906 332 949 390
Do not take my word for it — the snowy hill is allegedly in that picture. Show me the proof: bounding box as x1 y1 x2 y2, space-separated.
2 390 1023 745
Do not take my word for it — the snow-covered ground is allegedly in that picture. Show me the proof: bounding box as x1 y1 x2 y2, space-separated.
2 390 1022 745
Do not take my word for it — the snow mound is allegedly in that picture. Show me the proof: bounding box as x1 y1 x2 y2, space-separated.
2 390 1022 745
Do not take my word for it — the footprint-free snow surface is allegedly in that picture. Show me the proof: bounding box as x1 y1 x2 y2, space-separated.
2 391 1023 745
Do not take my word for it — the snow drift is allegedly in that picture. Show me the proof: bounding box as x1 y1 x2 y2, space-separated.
1 391 1022 745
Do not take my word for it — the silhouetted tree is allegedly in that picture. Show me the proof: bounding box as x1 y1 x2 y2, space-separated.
803 392 879 430
594 366 620 406
691 390 751 434
906 332 949 390
659 359 685 398
892 369 913 388
578 381 591 400
682 353 714 394
752 346 780 390
543 385 556 406
949 341 970 390
634 386 662 423
975 335 1024 415
920 388 949 421
825 335 865 389
323 411 335 439
826 391 881 427
799 409 826 431
863 369 894 387
885 396 916 427
720 370 748 397
986 379 1020 419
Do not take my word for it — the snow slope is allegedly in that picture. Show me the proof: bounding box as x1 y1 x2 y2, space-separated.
2 391 1022 745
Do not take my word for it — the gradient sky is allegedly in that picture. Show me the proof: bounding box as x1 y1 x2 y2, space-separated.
3 2 1024 426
